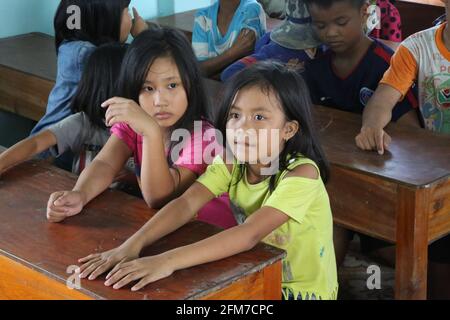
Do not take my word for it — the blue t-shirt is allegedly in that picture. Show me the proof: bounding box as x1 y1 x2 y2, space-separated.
192 0 267 61
31 40 96 135
302 39 419 122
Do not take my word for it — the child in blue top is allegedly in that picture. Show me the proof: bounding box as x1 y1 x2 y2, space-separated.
192 0 267 77
31 0 133 135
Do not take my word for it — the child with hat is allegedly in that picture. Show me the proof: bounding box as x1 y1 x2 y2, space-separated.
221 0 322 81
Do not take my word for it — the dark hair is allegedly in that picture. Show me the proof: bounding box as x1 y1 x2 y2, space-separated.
70 43 127 129
116 27 210 162
304 0 366 9
217 61 330 191
54 0 131 50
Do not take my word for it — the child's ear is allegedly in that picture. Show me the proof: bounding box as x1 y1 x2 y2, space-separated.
284 120 300 142
361 2 370 20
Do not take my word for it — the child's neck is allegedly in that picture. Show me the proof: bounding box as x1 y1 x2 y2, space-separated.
332 36 372 79
219 0 240 13
218 0 240 36
246 163 272 185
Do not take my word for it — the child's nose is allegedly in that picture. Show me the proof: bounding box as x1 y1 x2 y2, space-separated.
153 90 167 106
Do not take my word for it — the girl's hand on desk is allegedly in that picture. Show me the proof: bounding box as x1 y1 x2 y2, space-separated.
46 191 84 223
77 242 141 281
104 254 174 291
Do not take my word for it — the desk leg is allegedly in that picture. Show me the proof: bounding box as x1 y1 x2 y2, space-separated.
395 186 430 300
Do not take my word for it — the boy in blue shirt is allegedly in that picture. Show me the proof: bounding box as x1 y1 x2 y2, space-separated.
192 0 267 77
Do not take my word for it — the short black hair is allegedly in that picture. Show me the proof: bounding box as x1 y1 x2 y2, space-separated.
304 0 367 9
54 0 131 50
116 27 210 163
70 43 127 129
217 61 330 190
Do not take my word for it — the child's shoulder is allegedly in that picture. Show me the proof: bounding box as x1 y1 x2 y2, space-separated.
282 156 321 181
240 0 264 11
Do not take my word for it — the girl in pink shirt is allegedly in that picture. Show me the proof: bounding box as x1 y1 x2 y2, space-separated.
47 28 236 229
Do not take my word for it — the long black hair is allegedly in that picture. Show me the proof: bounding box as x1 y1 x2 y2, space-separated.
70 43 127 129
116 27 210 160
217 61 330 190
54 0 131 50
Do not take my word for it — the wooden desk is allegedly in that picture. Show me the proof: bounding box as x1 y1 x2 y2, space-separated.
396 0 445 38
0 33 55 121
148 9 283 42
313 106 450 300
0 156 284 300
0 33 225 123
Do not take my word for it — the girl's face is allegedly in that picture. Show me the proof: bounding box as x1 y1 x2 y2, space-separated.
226 86 299 165
309 1 368 54
139 56 188 129
120 7 132 43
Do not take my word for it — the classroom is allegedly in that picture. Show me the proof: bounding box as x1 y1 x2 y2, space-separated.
0 0 449 302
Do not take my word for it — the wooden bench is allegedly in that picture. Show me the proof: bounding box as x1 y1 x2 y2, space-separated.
0 153 285 300
314 105 450 300
0 33 55 121
0 33 222 123
396 0 445 38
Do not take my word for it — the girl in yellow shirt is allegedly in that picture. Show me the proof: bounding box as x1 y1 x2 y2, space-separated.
76 61 338 300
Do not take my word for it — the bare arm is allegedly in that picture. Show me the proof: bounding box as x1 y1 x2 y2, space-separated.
0 130 57 175
140 130 197 209
199 29 256 77
73 135 132 205
77 181 216 280
356 84 403 154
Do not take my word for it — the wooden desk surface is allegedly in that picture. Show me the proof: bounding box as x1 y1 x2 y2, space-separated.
313 106 450 188
0 158 284 300
0 33 56 82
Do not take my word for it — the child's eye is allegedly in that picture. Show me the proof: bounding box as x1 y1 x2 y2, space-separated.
254 114 265 121
229 112 239 119
336 19 349 26
143 86 154 92
168 83 178 89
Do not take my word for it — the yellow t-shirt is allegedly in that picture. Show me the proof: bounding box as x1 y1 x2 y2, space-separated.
197 155 338 300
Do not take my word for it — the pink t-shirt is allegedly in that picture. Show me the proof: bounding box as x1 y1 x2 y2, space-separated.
111 120 237 229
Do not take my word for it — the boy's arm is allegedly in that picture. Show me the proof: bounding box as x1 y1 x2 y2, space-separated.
356 84 402 154
356 44 419 154
199 29 256 77
0 130 57 175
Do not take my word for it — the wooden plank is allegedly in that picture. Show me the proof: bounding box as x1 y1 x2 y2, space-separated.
314 105 450 188
327 166 397 243
395 186 430 300
0 65 53 121
396 1 445 38
428 180 450 242
0 255 92 300
0 159 284 300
